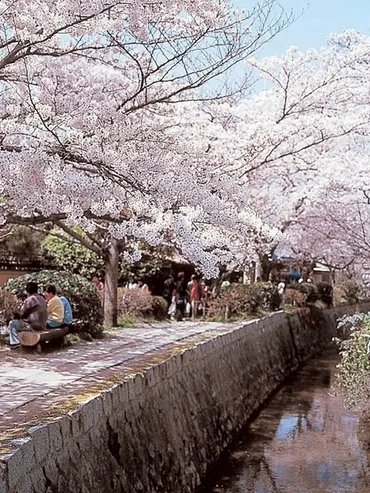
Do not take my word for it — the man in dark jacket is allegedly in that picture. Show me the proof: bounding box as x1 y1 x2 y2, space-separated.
20 282 48 330
175 272 187 321
8 282 47 348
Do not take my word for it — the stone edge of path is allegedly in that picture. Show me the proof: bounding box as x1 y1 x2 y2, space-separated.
0 324 238 457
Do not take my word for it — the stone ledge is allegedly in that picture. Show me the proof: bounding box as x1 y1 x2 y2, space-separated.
2 304 369 493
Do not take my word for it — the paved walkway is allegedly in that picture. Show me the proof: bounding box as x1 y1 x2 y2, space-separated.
0 321 237 447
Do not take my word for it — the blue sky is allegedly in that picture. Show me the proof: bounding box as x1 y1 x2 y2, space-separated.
236 0 370 56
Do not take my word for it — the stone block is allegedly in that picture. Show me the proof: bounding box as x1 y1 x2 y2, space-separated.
145 367 156 389
79 401 96 433
2 448 23 490
55 416 72 448
48 420 63 452
11 437 34 474
30 467 47 492
77 396 104 432
43 458 59 487
28 423 50 464
133 373 144 396
101 390 113 416
111 384 121 409
12 478 33 493
90 396 104 425
68 409 82 438
126 377 137 400
65 444 79 466
118 381 129 405
56 450 75 489
0 462 7 493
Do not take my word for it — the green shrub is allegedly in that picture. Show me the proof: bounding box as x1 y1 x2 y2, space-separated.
42 228 104 278
207 282 280 319
0 290 20 325
4 270 103 337
284 288 307 307
337 312 369 339
336 313 370 409
118 289 168 321
151 296 168 320
118 288 153 317
333 284 348 305
294 282 319 303
316 282 333 307
336 279 361 304
117 314 136 328
258 282 281 311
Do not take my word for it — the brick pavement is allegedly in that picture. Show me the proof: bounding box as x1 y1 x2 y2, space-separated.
0 321 236 446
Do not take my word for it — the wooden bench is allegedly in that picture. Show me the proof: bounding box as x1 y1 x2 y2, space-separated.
18 327 69 353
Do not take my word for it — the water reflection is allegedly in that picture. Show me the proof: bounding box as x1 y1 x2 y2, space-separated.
199 350 370 493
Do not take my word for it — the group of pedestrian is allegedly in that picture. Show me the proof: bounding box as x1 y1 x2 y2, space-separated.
165 273 210 321
8 282 73 349
92 276 149 296
125 277 149 291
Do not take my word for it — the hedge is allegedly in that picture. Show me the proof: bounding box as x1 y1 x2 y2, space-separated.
4 270 103 338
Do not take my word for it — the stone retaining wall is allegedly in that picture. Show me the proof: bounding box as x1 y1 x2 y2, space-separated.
2 303 370 493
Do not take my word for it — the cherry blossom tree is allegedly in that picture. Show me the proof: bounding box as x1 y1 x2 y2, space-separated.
213 31 370 279
0 0 292 325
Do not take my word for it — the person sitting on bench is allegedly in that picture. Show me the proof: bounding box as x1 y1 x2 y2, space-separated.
44 285 64 328
8 312 21 349
55 285 73 326
8 282 47 349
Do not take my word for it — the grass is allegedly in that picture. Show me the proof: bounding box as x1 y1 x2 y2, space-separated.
66 333 80 344
205 309 270 323
0 334 7 347
113 315 137 330
111 314 170 331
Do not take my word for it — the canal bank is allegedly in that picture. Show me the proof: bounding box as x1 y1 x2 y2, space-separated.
1 303 370 493
198 349 370 493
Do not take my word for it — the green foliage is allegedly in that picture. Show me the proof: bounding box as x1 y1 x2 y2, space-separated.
314 300 328 310
258 282 281 311
42 229 104 279
336 279 361 304
117 315 136 328
283 288 307 307
286 282 333 308
120 253 169 280
151 296 168 321
118 288 168 321
316 282 333 307
207 282 280 319
294 282 319 303
118 288 153 316
42 231 174 285
336 312 370 408
1 226 45 256
289 282 335 306
4 270 103 337
0 289 20 324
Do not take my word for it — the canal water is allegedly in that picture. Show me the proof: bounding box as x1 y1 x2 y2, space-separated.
199 350 370 493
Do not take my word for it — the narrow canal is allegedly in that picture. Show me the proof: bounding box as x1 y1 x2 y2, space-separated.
198 350 370 493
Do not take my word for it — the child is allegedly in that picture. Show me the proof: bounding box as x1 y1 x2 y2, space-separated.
8 312 21 349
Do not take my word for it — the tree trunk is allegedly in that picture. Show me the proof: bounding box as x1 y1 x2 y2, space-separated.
104 237 120 327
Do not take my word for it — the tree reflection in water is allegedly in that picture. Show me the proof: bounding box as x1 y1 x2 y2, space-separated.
198 350 370 493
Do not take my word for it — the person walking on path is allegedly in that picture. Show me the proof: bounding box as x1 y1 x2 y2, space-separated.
175 272 187 321
199 279 209 316
125 277 137 290
188 275 201 319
